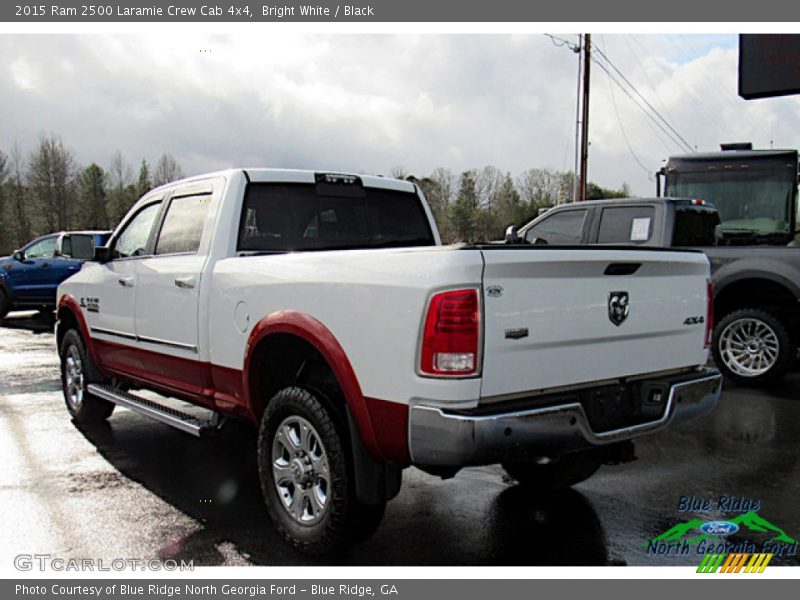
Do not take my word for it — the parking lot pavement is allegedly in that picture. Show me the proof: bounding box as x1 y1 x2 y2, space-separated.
1 315 798 567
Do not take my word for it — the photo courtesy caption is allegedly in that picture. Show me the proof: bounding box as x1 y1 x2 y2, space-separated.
16 585 400 597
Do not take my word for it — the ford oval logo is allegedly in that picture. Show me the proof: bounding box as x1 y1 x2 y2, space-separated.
699 521 739 536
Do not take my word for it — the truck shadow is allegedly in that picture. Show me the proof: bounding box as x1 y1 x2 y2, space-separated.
74 414 611 566
485 486 610 565
0 310 55 333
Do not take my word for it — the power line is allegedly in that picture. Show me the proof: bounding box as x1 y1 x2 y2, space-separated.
622 35 682 135
612 37 680 153
544 33 686 181
592 44 695 153
544 33 580 53
600 37 655 180
590 54 694 153
659 35 742 143
671 34 773 145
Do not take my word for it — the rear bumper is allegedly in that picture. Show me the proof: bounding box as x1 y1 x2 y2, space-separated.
408 367 722 467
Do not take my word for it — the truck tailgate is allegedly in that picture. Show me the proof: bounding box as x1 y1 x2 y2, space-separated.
479 248 710 401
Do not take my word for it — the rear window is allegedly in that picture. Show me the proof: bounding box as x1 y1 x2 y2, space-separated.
237 182 435 252
155 194 212 255
597 206 655 244
672 206 720 246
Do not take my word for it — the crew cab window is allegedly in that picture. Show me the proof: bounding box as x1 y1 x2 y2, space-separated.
524 209 586 245
597 206 655 244
155 195 211 255
238 182 435 252
114 203 162 259
24 237 57 260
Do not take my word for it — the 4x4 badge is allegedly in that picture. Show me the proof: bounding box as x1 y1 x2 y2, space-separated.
608 291 629 326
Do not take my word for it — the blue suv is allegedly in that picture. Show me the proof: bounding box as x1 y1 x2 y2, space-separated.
0 231 110 319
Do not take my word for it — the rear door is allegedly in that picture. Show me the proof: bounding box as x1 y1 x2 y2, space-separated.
591 204 660 246
479 248 710 400
133 182 216 393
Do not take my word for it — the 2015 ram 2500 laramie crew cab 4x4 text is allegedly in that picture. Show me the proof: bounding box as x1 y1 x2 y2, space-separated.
56 169 721 554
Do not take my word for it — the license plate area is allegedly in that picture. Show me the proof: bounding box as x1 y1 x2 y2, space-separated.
579 381 669 432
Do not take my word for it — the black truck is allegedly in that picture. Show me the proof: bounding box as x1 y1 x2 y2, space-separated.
513 196 800 386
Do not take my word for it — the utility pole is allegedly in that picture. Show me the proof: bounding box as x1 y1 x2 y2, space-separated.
578 33 591 202
571 35 582 204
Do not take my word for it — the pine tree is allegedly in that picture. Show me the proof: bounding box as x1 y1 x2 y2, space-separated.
137 159 152 198
78 163 108 229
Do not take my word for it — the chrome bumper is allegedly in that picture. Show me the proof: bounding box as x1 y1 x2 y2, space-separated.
408 368 722 466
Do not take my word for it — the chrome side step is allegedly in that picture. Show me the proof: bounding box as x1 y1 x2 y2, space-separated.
87 384 218 437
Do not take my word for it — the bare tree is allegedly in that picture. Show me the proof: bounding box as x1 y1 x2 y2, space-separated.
28 135 78 231
429 167 456 209
0 149 8 253
109 150 133 187
108 150 135 224
9 142 32 246
153 153 184 187
417 167 455 221
517 168 564 210
475 165 504 208
390 166 409 180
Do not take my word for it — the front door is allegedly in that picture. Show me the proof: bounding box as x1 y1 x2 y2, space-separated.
6 235 62 302
84 201 163 375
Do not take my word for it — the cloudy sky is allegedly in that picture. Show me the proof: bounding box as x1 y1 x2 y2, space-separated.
1 33 799 195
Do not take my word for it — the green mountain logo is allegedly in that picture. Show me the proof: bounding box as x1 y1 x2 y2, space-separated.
649 511 797 546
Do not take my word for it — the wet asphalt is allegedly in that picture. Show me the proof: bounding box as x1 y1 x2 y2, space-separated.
0 311 798 568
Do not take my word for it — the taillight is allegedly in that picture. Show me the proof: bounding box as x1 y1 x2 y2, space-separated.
420 289 480 376
705 279 714 348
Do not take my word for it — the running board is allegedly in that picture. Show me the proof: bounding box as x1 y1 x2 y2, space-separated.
87 384 219 437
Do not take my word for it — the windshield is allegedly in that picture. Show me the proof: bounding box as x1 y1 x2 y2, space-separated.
238 182 435 252
666 171 795 235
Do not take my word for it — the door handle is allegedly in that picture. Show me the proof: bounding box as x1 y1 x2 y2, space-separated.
42 263 50 268
118 277 135 288
174 277 196 289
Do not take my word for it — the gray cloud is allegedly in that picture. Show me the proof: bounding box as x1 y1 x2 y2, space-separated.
1 33 798 196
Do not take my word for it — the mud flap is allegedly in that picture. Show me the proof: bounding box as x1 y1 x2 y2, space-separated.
346 409 402 505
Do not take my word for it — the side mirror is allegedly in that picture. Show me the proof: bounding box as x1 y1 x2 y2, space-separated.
13 250 25 262
531 237 549 246
504 225 521 244
93 245 112 264
61 234 97 260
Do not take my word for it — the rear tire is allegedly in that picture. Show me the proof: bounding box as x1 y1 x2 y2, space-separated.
257 386 386 555
712 308 793 386
502 450 602 492
59 329 114 423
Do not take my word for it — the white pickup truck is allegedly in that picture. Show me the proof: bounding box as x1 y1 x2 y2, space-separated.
56 169 721 554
